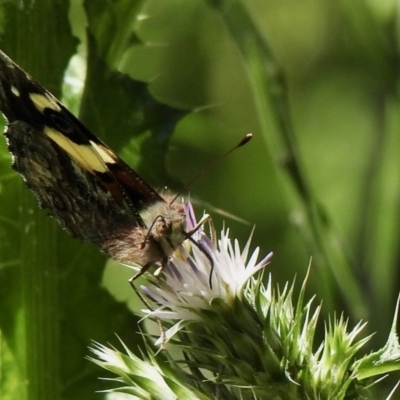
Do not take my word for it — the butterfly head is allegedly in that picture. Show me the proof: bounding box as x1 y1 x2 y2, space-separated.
141 196 186 248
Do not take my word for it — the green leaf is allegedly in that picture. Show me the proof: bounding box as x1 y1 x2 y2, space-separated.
82 0 188 187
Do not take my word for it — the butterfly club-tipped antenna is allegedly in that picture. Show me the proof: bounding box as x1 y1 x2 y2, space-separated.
169 133 253 206
170 133 253 288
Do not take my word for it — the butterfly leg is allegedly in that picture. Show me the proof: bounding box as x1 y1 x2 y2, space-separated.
186 213 216 288
186 213 211 237
129 264 166 346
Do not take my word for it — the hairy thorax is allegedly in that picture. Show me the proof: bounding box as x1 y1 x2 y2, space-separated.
105 197 186 267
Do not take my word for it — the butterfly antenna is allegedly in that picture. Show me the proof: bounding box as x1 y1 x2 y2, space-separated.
169 133 253 205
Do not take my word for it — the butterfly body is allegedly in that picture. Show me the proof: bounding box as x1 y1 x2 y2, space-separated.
0 50 186 271
106 195 186 266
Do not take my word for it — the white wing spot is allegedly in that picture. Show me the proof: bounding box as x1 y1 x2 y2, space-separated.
45 127 107 173
11 86 20 97
90 141 117 164
30 93 61 112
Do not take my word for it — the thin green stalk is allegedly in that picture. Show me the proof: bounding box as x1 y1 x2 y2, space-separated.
206 0 367 319
22 195 60 400
0 1 75 399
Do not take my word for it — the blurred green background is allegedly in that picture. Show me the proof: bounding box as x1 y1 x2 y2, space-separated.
1 0 400 398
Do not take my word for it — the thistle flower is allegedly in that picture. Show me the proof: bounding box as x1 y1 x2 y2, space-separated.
90 203 400 399
141 202 273 345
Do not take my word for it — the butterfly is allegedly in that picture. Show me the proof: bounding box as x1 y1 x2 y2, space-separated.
0 49 193 281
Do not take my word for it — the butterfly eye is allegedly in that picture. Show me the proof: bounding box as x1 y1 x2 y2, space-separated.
159 218 168 232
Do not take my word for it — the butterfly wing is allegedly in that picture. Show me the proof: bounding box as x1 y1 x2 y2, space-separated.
0 50 165 248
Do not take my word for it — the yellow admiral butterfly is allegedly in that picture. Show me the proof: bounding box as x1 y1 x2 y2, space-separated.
0 49 190 279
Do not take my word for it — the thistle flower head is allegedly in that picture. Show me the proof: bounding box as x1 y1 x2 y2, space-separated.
90 202 400 399
141 202 272 342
